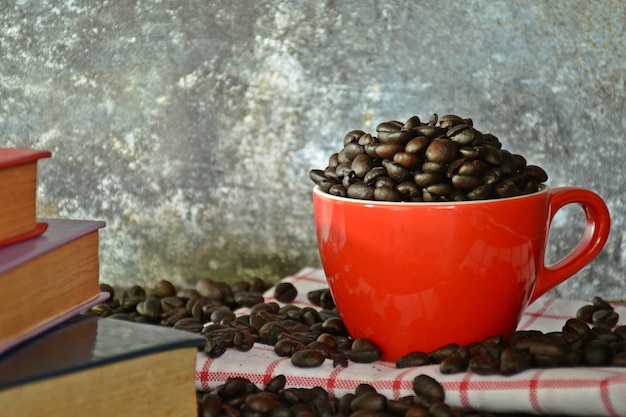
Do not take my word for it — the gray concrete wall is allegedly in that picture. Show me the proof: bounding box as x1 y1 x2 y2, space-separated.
1 0 624 300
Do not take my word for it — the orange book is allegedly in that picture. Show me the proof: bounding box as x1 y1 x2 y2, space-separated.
0 218 106 354
0 148 52 247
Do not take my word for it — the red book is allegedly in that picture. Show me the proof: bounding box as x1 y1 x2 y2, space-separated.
0 148 52 247
0 218 107 354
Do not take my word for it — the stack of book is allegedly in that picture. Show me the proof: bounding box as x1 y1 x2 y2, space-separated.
0 148 205 416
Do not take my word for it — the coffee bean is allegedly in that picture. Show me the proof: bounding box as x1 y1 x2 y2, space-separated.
291 349 326 367
198 394 222 417
397 351 430 368
439 353 468 374
429 402 454 417
593 309 620 327
173 317 204 333
350 392 387 412
347 182 375 200
468 354 500 375
584 340 613 366
413 374 445 402
577 304 598 323
274 282 298 303
499 348 532 375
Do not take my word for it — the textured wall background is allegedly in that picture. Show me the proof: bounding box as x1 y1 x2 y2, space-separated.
1 0 624 299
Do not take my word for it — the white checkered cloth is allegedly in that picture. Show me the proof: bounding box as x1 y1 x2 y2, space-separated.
196 267 626 416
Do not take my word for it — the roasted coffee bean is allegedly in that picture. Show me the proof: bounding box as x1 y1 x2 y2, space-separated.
429 402 454 417
451 174 482 191
364 166 386 185
233 330 255 351
413 374 445 402
344 130 365 146
374 186 401 201
263 375 287 394
328 183 347 197
160 296 185 312
428 343 459 363
383 160 411 182
210 305 236 323
425 139 459 163
611 351 626 366
405 136 430 154
350 392 387 412
593 296 614 310
467 184 492 200
584 340 613 366
235 291 265 308
439 353 468 374
414 171 443 188
375 142 404 159
351 153 374 178
344 338 382 363
173 317 204 333
306 288 326 307
414 125 446 139
291 349 326 367
396 181 421 200
198 393 223 417
468 354 500 375
306 341 335 358
393 151 421 169
374 176 396 189
204 336 227 357
274 339 304 357
343 142 365 160
90 302 115 317
321 317 347 335
274 282 298 303
593 309 620 327
150 279 177 298
522 165 548 182
577 304 598 323
397 351 431 368
161 306 189 326
347 182 375 200
499 348 532 375
99 283 116 300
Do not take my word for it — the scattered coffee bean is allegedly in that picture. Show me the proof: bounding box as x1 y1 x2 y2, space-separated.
274 282 298 303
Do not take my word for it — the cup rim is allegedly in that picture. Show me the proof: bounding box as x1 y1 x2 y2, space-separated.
312 183 549 206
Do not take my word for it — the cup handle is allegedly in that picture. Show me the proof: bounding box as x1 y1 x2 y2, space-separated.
529 187 611 303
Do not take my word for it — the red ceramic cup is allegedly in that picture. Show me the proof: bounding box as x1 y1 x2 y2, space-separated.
313 185 611 361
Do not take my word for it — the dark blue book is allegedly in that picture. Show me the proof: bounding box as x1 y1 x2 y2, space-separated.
0 314 205 416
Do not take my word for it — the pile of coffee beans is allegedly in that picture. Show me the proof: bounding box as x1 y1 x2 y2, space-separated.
89 278 382 366
89 278 623 416
197 374 495 417
309 114 548 202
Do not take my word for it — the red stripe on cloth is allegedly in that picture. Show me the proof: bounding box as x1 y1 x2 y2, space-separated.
288 268 328 284
393 368 418 400
325 363 348 397
197 356 215 391
600 377 621 417
263 358 286 385
518 298 556 330
529 369 546 415
459 371 473 409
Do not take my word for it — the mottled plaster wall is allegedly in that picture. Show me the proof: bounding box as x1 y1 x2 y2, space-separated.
1 0 624 299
